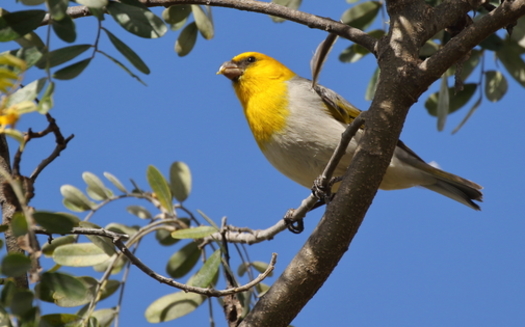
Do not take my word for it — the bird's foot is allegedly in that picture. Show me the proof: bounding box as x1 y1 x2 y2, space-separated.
283 209 304 234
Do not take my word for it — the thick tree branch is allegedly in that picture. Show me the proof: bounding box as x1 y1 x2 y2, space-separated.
40 0 378 54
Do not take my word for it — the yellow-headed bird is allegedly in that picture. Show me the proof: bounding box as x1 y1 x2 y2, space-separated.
217 52 483 210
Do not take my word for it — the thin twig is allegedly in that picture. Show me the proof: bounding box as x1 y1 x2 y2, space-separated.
318 113 366 190
12 114 74 181
114 238 276 297
33 225 276 297
33 226 130 241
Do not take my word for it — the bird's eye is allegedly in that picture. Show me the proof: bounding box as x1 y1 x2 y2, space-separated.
247 56 256 63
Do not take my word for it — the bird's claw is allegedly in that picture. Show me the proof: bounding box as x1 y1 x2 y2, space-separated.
283 209 304 234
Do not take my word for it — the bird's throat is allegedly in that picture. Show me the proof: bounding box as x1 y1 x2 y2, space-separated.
234 78 290 149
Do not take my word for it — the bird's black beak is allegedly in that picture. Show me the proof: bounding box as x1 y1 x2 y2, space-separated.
217 61 243 81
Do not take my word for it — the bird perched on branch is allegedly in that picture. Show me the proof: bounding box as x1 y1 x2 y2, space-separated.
217 52 483 210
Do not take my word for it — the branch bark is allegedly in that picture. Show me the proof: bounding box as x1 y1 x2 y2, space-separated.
0 135 28 288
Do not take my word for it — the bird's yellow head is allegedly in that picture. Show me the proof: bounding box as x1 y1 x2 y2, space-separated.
217 52 296 148
217 52 296 84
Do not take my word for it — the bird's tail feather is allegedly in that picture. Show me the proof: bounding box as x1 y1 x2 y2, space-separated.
420 165 483 210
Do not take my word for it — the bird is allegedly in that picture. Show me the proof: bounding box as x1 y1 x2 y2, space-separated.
217 52 483 210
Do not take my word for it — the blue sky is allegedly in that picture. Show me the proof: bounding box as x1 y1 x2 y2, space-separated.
2 1 524 326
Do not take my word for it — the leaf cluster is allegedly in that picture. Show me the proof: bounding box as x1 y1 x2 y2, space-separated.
338 1 524 132
0 162 273 326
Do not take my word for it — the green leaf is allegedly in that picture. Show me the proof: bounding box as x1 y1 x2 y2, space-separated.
251 261 273 276
436 74 450 131
237 262 248 277
256 282 270 297
197 210 219 229
53 58 91 80
39 314 82 326
162 5 191 25
3 129 25 144
147 165 173 213
419 40 440 58
107 2 167 38
169 17 188 31
496 41 525 87
103 28 150 74
98 50 147 85
126 205 152 219
10 212 28 237
42 235 76 257
485 70 508 102
365 67 380 101
341 1 381 31
155 229 180 246
47 0 69 21
339 30 383 64
103 172 128 193
38 81 54 114
37 272 88 307
452 96 482 134
88 6 106 21
53 243 111 267
10 289 34 316
175 22 198 57
1 279 16 307
339 43 369 63
510 16 525 48
52 16 77 43
8 46 44 68
33 211 80 234
5 77 46 107
60 184 95 211
446 49 481 80
83 172 112 201
270 0 302 23
91 308 117 327
188 249 220 287
145 291 205 323
0 10 47 42
169 161 192 202
166 241 201 278
75 0 108 9
96 279 121 300
191 5 214 40
425 83 477 117
93 253 127 275
1 253 31 277
40 276 116 308
479 33 503 51
36 44 91 69
78 221 117 256
171 226 217 239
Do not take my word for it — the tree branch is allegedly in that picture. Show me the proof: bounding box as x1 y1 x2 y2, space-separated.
40 0 378 54
420 0 525 85
33 226 276 297
0 134 28 288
